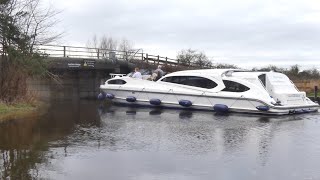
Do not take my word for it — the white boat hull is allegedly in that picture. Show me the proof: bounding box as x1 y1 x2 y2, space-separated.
101 89 319 115
100 69 319 115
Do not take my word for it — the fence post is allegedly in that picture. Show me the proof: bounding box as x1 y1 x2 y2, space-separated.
146 54 148 64
142 53 144 61
165 57 168 64
157 55 160 65
63 46 66 57
315 86 318 102
97 49 100 59
125 51 128 61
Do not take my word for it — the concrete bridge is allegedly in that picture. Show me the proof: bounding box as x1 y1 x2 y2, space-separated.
29 45 180 99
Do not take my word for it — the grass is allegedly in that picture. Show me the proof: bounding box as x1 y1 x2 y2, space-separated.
307 92 320 97
0 102 38 122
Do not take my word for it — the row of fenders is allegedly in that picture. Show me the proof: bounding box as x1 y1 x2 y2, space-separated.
98 92 270 112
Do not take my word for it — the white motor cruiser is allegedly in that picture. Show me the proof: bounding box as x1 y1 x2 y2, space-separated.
99 69 319 115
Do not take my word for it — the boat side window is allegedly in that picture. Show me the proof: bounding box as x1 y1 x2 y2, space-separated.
222 80 250 92
258 74 266 88
161 76 218 89
108 79 127 85
161 77 171 82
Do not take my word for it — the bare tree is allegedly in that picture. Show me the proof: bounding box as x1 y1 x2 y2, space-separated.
86 35 135 59
118 38 134 60
0 0 62 103
1 0 62 53
194 52 213 68
86 34 99 57
177 49 213 68
177 49 197 65
99 35 117 50
99 35 118 58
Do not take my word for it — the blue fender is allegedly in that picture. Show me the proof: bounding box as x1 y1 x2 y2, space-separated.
179 100 192 107
213 104 229 113
106 93 115 99
97 92 106 100
150 98 161 105
126 96 136 102
256 105 269 111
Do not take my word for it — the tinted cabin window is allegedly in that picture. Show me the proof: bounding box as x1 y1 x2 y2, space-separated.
222 80 249 92
108 79 126 85
161 76 217 89
258 74 266 88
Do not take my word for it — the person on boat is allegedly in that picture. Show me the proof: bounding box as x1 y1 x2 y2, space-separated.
132 67 142 79
152 65 164 81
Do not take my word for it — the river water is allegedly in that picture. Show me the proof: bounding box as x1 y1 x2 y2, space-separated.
1 99 320 180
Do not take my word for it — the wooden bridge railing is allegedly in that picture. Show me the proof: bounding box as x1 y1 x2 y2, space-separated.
1 44 212 68
37 45 180 66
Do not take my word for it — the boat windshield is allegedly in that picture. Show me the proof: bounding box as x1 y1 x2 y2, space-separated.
258 74 266 88
108 79 127 85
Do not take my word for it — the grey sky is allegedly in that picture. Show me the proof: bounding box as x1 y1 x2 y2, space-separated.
46 0 320 69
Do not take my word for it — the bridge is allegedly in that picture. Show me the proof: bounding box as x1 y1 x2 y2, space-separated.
28 45 188 99
39 45 181 70
2 44 208 99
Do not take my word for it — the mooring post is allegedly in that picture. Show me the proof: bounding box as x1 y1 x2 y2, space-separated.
165 57 168 65
315 86 318 102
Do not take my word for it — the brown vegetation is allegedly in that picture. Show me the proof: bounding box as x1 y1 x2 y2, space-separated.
0 0 61 104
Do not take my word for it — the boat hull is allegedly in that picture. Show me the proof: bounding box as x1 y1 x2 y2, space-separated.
101 89 319 115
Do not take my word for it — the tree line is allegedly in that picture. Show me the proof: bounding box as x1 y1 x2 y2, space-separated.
252 65 320 80
176 49 320 80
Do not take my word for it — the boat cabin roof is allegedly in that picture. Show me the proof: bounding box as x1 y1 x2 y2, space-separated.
163 69 283 79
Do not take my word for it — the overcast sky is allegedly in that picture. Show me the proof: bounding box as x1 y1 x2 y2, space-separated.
45 0 320 69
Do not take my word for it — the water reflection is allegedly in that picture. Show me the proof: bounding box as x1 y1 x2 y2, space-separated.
149 109 163 116
0 100 319 180
179 110 193 119
0 100 102 179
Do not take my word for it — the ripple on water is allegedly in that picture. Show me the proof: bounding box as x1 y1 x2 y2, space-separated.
1 100 320 180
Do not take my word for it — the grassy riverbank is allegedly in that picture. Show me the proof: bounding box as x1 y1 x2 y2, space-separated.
0 102 40 122
307 92 320 97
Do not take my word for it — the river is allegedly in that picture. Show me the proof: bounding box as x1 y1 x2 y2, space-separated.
1 99 320 180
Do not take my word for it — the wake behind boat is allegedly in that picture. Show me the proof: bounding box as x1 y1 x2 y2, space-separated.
99 69 319 115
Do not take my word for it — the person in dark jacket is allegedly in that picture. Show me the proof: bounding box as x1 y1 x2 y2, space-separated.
153 65 164 81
